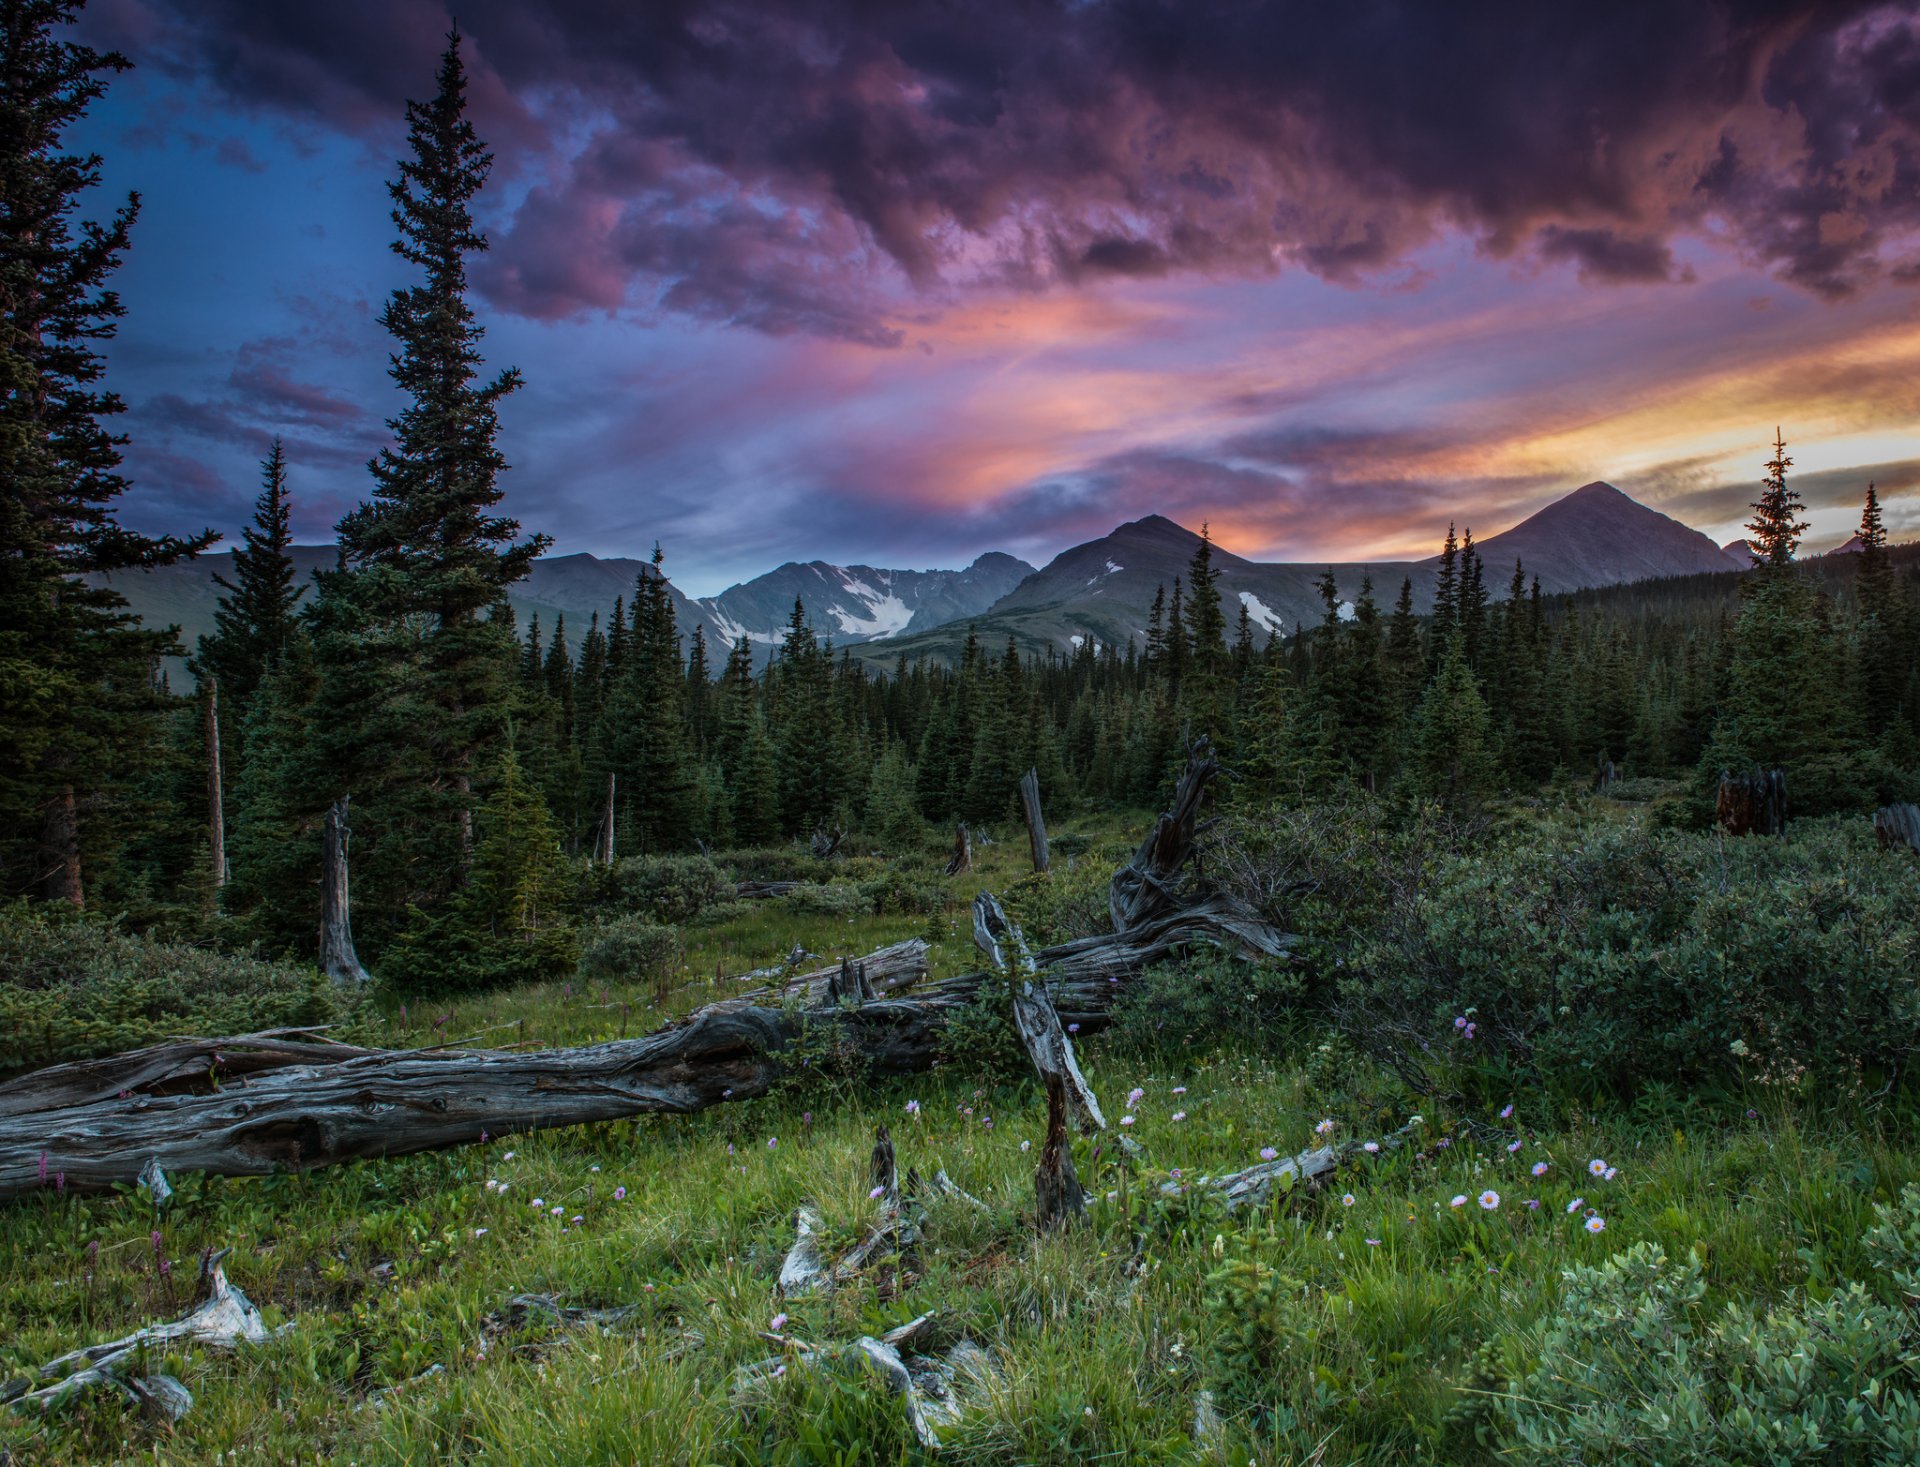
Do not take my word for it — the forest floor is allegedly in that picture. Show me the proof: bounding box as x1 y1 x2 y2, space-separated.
3 810 1918 1464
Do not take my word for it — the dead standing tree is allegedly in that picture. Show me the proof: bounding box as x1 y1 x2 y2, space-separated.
0 742 1290 1202
1018 767 1050 874
1716 766 1787 836
317 797 371 985
1874 803 1920 855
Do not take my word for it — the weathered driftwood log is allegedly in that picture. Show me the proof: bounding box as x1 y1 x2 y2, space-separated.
973 892 1102 1229
3 1249 277 1418
779 1127 918 1297
0 744 1291 1201
730 938 927 1004
1717 766 1787 837
1157 1116 1425 1210
1110 737 1219 930
1019 766 1050 873
318 796 371 985
1875 803 1920 855
945 821 972 876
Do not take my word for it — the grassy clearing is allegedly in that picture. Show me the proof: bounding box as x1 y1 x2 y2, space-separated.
4 810 1919 1463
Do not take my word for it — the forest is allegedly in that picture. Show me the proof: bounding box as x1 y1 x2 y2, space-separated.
7 4 1920 1463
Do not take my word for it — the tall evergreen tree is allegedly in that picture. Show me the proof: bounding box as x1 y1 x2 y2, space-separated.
0 0 216 904
1746 428 1808 568
198 439 302 713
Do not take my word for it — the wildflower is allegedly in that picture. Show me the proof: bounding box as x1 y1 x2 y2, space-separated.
503 1151 516 1161
767 1137 778 1149
614 1187 627 1201
480 1129 489 1144
532 1197 545 1208
1127 1088 1145 1107
1588 1159 1608 1177
1259 1147 1278 1161
1479 1191 1500 1211
37 1153 47 1186
802 1111 813 1126
1567 1197 1584 1214
550 1206 564 1217
1170 1168 1183 1179
1532 1161 1549 1177
1464 1023 1476 1039
771 1312 789 1331
1341 1194 1355 1207
869 1185 885 1200
1021 1140 1031 1152
1506 1140 1523 1153
723 1088 733 1098
905 1099 921 1116
1363 1141 1380 1153
1450 1195 1468 1208
1604 1167 1617 1182
571 1215 584 1226
1315 1119 1336 1135
473 1228 488 1237
497 1181 509 1192
590 1164 601 1173
1525 1199 1541 1211
1499 1104 1514 1119
1365 1238 1381 1247
1067 1023 1080 1033
1171 1111 1187 1122
1585 1215 1606 1234
1121 1115 1136 1126
982 1117 994 1130
727 1143 735 1155
1172 1086 1187 1095
1454 1016 1467 1030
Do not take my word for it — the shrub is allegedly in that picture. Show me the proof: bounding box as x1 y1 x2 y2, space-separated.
0 902 366 1073
1107 951 1306 1055
999 862 1113 948
1499 1214 1920 1463
854 869 952 918
599 854 733 925
576 917 682 988
780 883 871 919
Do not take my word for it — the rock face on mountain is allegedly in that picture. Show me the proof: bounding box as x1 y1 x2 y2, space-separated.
1723 539 1761 568
101 546 1034 673
873 480 1743 663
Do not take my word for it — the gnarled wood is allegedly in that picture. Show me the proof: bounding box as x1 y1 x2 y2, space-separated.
1875 803 1920 855
1717 766 1787 837
318 796 371 985
1019 767 1050 873
1110 737 1218 930
945 821 972 876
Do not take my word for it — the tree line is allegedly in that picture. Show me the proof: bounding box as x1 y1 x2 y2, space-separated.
5 3 1917 979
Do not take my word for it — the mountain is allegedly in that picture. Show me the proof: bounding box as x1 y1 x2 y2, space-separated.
1723 538 1761 568
868 480 1740 664
100 546 1034 676
1827 534 1866 556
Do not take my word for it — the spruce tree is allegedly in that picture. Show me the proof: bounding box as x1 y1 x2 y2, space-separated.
1746 429 1808 568
330 27 549 896
0 0 217 904
198 439 303 713
1409 631 1495 803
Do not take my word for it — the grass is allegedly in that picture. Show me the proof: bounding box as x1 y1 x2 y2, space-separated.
3 814 1918 1463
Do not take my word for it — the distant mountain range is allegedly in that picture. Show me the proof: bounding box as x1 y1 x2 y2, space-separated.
101 479 1756 672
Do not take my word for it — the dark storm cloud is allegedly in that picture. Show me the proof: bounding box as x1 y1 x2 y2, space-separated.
84 1 1920 342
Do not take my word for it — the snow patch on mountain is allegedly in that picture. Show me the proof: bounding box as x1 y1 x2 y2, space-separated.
1238 590 1285 631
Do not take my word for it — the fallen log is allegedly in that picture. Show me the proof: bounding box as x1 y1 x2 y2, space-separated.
0 744 1292 1201
733 880 803 901
1157 1115 1425 1210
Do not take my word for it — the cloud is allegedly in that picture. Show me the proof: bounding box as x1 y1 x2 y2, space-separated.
81 0 1920 341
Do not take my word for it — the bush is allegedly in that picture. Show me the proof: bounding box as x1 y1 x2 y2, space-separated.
598 854 733 925
1498 1205 1920 1463
0 902 366 1073
999 863 1113 947
854 869 952 918
1107 951 1307 1055
576 917 682 987
780 883 871 919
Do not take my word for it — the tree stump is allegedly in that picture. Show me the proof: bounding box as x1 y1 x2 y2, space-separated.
945 822 972 876
318 797 371 985
1875 804 1920 855
1716 767 1787 836
1019 767 1050 873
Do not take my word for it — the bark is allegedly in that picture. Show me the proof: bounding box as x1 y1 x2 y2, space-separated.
0 743 1290 1201
318 797 371 986
599 772 616 866
945 822 972 876
1019 766 1050 873
1717 766 1787 836
1110 737 1218 930
1875 803 1920 855
205 677 227 890
40 784 83 907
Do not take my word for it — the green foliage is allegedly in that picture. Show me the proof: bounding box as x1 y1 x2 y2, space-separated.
1499 1232 1920 1463
0 901 363 1072
1108 951 1306 1055
781 882 872 919
596 853 734 925
575 916 682 987
998 863 1112 947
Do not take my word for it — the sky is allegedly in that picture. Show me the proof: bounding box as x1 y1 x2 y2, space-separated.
66 0 1920 596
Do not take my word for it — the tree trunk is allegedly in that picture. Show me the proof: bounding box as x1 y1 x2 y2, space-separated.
39 785 83 907
600 772 616 866
205 678 227 891
318 797 371 986
945 822 972 876
1875 803 1920 855
1716 766 1787 836
1019 767 1050 873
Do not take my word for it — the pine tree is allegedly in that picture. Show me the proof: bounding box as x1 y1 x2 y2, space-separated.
865 740 924 847
730 712 782 845
329 26 550 892
1855 482 1905 737
197 439 302 713
1431 522 1460 650
1746 428 1808 568
1409 631 1495 802
0 0 217 903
